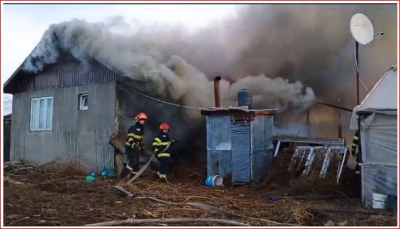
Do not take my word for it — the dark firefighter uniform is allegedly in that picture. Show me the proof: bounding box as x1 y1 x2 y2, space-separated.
352 130 362 175
152 127 175 182
120 122 145 179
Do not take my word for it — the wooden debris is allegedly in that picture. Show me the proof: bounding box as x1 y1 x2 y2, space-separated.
114 186 134 197
85 217 250 226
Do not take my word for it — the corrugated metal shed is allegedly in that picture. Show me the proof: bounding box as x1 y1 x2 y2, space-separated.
202 107 276 184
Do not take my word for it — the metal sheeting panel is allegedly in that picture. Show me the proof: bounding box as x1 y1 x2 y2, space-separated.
251 116 274 182
231 121 251 183
9 59 127 94
362 163 397 207
218 150 232 179
206 116 231 150
207 150 219 177
207 150 232 178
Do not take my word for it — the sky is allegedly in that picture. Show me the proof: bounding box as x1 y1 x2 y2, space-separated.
1 4 238 93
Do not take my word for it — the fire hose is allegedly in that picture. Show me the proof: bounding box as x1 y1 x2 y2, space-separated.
126 141 172 184
114 142 172 195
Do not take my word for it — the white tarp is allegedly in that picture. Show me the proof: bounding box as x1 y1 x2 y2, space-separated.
361 113 397 164
362 163 397 208
351 65 398 208
350 66 398 130
360 113 398 208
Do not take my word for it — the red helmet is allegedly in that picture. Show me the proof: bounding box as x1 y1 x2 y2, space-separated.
136 113 148 120
159 123 170 131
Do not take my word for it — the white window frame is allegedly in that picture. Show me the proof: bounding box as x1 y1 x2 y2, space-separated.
30 96 53 131
79 93 89 111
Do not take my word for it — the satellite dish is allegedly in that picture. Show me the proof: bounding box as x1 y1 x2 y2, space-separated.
350 13 374 45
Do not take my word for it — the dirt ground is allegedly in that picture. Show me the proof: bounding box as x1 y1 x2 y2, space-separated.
3 160 397 226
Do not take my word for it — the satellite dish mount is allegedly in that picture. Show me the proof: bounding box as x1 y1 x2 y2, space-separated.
350 13 376 106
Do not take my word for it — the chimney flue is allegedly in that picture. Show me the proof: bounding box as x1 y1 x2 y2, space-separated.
214 76 222 108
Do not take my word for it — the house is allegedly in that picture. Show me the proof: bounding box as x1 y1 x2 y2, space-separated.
350 65 398 209
3 53 196 172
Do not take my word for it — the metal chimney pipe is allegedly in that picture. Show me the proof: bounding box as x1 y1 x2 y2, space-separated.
214 76 222 107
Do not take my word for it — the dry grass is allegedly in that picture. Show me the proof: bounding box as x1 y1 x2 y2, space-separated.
3 161 397 226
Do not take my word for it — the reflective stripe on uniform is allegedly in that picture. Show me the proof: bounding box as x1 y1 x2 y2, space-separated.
355 171 360 174
126 142 131 146
353 136 359 140
352 143 358 147
157 153 170 157
128 133 142 139
153 137 170 146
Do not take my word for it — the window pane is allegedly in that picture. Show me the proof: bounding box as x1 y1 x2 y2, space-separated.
39 99 46 130
46 98 53 130
30 99 37 130
83 97 88 107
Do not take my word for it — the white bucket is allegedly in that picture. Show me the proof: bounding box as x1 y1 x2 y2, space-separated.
205 175 224 187
372 193 387 209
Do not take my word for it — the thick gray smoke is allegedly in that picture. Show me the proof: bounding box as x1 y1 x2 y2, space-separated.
22 16 316 119
20 4 397 164
154 4 397 109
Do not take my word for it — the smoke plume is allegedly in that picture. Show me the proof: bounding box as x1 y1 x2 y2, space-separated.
23 5 397 117
20 4 397 164
155 4 397 109
23 15 317 118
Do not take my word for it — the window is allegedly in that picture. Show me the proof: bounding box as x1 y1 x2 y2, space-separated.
79 94 88 110
30 97 53 131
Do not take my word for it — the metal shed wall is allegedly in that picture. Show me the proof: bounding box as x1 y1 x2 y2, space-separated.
231 121 251 183
251 115 274 182
206 116 232 178
206 115 274 184
10 82 116 172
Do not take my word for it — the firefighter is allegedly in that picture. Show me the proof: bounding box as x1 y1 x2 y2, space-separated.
351 130 362 196
351 130 361 175
152 123 177 183
120 112 148 180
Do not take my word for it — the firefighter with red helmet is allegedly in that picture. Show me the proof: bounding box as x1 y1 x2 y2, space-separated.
152 123 177 183
120 112 148 179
